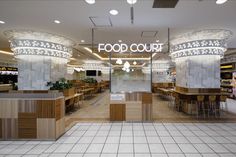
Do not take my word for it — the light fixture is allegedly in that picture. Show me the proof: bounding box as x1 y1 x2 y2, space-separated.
0 20 5 24
133 61 137 65
109 9 119 15
84 47 92 53
118 40 122 43
131 69 134 72
85 0 95 4
81 40 85 43
126 68 130 72
116 58 123 64
54 20 61 24
124 61 130 68
0 50 14 55
216 0 228 4
127 0 137 4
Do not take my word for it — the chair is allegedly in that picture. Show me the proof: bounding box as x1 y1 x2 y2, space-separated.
168 92 175 110
196 96 205 118
209 95 219 118
220 95 228 115
174 93 182 112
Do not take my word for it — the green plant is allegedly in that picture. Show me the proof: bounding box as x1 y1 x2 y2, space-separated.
47 78 73 90
82 78 97 84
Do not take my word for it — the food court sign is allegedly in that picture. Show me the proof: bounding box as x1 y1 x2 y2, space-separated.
98 42 164 53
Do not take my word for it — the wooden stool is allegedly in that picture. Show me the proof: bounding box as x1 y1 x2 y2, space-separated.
196 96 205 118
209 95 219 118
220 95 228 114
174 93 181 111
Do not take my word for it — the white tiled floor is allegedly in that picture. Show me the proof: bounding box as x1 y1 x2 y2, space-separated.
0 123 236 156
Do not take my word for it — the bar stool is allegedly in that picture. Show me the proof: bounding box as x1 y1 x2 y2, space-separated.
209 95 219 118
168 92 175 110
220 95 228 115
196 96 205 118
174 93 181 111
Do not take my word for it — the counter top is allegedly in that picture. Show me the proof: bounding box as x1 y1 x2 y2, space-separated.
0 92 64 100
173 90 229 96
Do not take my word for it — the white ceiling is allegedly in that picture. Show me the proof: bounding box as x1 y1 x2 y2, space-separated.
0 0 236 60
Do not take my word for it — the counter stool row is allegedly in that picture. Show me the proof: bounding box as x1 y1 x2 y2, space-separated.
169 93 228 119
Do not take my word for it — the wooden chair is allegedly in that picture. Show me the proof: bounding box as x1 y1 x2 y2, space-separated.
196 96 205 118
209 95 219 118
220 95 228 115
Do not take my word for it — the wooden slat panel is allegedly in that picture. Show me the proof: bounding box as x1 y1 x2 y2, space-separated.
37 118 55 140
36 100 55 118
142 93 152 104
126 102 142 121
142 103 153 121
56 118 65 139
2 118 18 139
55 98 64 121
18 113 36 139
18 100 36 113
110 104 126 121
0 100 18 118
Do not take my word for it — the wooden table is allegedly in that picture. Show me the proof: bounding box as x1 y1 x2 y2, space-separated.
65 93 83 113
80 88 94 99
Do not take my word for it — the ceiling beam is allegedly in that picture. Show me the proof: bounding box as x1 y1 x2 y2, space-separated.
153 0 179 8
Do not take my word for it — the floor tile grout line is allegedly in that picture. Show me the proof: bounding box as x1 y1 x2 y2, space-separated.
143 122 155 157
163 123 187 156
66 123 93 157
132 122 135 157
116 122 123 157
77 123 99 157
154 123 168 156
99 122 113 157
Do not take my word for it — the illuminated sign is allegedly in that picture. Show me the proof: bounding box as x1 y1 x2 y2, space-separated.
98 43 163 53
0 66 18 71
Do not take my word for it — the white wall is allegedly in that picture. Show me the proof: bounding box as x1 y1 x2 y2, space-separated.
175 55 221 88
17 56 67 90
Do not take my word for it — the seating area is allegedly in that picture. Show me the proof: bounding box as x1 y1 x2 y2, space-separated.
165 91 229 119
65 80 110 114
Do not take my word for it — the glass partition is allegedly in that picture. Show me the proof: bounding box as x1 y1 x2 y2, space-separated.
110 52 152 93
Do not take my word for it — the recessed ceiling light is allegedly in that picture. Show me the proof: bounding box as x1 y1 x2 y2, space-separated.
0 20 5 24
216 0 228 4
127 0 137 5
156 40 159 42
81 40 85 43
85 0 95 4
54 20 61 24
118 40 122 43
109 9 119 15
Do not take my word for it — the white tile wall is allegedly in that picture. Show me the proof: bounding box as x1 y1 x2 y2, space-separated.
17 56 67 90
175 55 221 88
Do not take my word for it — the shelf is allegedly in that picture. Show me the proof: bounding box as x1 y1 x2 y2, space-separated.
221 70 236 73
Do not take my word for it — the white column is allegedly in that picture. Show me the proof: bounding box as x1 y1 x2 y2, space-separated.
170 29 232 89
4 30 75 90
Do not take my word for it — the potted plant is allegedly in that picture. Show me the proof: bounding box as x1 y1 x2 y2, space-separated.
82 78 97 86
47 78 75 97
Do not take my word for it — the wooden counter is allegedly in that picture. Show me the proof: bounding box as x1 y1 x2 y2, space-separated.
110 92 152 122
0 93 65 140
172 88 229 114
